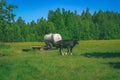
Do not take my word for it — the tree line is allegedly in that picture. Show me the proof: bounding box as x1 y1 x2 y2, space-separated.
0 0 120 42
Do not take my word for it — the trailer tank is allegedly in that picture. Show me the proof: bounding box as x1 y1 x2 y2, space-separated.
44 33 62 49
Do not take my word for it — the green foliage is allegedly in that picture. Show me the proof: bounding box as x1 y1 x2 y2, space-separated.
0 0 120 42
0 0 17 23
0 40 120 80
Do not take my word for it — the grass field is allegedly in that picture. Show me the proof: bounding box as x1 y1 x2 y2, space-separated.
0 40 120 80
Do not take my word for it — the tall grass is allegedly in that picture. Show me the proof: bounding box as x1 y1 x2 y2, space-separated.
0 40 120 80
0 43 11 49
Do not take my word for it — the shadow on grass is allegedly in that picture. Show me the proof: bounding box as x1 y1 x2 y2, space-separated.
82 52 120 58
82 52 120 69
0 53 7 57
108 62 120 69
104 62 120 69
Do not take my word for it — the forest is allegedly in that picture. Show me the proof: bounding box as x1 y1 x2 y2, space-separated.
0 0 120 42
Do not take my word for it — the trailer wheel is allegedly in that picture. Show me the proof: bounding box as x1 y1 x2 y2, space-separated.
47 43 53 49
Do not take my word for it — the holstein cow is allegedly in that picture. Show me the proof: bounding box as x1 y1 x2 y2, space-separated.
56 39 79 55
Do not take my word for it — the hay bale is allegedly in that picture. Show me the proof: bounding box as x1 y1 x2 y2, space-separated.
32 46 42 50
22 48 31 52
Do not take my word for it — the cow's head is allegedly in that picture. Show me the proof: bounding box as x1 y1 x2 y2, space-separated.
73 39 79 45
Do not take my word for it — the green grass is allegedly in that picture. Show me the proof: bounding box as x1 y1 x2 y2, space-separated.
0 40 120 80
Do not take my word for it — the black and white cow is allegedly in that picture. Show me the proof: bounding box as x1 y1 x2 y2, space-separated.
56 39 79 55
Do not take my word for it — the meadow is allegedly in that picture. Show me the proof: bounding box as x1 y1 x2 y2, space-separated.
0 40 120 80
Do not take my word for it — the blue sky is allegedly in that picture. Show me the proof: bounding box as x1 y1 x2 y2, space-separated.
7 0 120 23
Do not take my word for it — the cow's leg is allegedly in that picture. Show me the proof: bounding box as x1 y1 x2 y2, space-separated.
61 48 67 55
65 48 68 55
70 48 72 55
67 47 70 55
61 48 63 56
59 48 62 55
60 48 64 56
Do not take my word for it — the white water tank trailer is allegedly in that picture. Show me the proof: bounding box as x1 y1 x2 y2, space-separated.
44 33 62 49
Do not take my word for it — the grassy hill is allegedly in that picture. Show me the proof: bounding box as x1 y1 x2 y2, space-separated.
0 40 120 80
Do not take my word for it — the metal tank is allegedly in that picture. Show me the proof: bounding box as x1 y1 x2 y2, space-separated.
44 33 62 49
